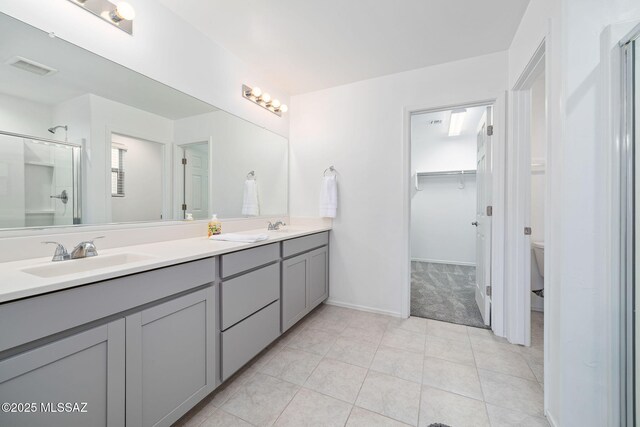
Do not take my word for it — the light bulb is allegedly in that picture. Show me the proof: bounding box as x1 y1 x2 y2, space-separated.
251 87 262 97
261 92 271 103
115 2 136 20
109 2 136 22
271 99 281 109
280 104 288 113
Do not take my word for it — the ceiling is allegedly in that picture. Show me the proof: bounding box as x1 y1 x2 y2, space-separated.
158 0 530 95
412 106 488 141
0 13 216 120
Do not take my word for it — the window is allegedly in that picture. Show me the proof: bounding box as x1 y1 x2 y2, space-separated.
111 146 125 197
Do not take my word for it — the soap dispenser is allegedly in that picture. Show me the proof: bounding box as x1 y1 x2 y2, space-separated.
208 214 222 237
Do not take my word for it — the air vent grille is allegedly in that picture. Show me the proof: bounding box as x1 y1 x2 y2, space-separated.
6 56 57 76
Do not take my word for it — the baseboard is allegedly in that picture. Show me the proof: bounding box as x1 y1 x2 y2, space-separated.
324 299 402 318
411 258 475 267
546 411 558 427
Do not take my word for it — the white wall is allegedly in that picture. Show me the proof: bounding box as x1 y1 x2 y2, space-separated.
0 93 54 140
0 0 290 138
289 51 507 316
111 134 164 222
410 114 478 265
411 178 476 265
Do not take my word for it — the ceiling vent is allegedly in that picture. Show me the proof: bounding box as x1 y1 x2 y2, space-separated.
6 56 57 76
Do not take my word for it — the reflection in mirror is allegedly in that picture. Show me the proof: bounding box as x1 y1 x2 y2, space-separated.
0 12 288 231
180 142 210 220
0 134 81 228
111 134 165 222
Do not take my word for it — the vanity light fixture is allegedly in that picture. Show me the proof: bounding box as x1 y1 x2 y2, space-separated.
67 0 136 35
448 109 467 137
242 84 288 117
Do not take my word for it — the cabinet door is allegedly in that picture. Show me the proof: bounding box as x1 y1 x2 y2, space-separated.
282 253 309 332
126 287 215 427
0 320 125 427
308 246 329 309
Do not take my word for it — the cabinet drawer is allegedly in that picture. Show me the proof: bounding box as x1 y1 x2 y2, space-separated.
220 301 280 381
282 232 329 258
221 263 280 330
221 243 279 278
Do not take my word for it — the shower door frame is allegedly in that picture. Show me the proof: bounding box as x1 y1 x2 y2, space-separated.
620 24 640 427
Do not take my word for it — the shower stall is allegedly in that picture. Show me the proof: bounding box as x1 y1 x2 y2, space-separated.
0 131 81 229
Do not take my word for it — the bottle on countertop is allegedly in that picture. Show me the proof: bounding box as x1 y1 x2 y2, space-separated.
208 214 222 237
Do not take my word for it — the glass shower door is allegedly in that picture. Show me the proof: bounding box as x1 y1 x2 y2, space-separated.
0 133 81 229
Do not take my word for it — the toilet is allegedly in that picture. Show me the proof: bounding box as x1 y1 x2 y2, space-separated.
532 241 544 278
531 241 545 298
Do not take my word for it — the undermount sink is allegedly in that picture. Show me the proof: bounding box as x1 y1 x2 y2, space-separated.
22 253 156 278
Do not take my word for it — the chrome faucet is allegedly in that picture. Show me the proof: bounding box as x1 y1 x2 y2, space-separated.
71 237 104 259
267 220 287 231
42 242 70 262
42 236 104 262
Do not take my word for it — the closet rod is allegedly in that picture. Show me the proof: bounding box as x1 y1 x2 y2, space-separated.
416 169 476 177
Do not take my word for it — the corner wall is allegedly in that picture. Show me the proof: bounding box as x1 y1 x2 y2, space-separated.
289 51 507 316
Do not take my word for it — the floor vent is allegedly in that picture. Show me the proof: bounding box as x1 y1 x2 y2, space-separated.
6 56 57 76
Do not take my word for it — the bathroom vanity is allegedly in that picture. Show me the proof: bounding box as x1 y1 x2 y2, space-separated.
0 228 330 427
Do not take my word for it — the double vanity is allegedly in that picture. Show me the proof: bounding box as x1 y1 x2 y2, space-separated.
0 226 330 427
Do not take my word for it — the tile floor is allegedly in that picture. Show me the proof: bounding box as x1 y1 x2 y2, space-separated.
411 261 487 329
174 306 547 427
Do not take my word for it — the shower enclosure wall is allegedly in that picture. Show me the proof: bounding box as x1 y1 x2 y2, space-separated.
0 131 81 229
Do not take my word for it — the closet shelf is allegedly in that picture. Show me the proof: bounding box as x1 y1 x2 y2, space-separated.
414 169 476 191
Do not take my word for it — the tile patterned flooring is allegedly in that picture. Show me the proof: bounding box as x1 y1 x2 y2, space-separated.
411 261 488 329
174 306 547 427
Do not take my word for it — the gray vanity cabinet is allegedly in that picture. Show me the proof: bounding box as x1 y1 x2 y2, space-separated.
282 253 310 331
0 319 126 427
308 246 329 308
281 233 329 332
125 287 215 427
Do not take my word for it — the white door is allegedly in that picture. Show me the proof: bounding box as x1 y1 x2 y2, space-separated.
475 107 493 325
183 143 209 220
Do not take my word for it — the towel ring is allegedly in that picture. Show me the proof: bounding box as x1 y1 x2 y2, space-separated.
247 170 256 180
323 166 336 176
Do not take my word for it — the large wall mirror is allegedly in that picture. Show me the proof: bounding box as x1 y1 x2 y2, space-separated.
0 12 288 231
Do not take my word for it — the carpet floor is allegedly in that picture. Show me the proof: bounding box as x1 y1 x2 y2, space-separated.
411 261 489 329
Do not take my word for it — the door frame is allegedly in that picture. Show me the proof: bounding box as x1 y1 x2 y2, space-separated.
173 138 214 220
402 96 507 336
507 41 547 348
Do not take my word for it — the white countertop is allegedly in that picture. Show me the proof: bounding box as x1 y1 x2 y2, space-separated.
0 225 330 304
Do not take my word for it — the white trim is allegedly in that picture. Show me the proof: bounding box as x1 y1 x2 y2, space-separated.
324 299 402 318
402 98 505 330
507 40 546 347
411 258 476 267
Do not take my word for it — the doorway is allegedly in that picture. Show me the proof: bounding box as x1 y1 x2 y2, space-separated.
409 103 494 328
110 133 165 223
179 141 210 220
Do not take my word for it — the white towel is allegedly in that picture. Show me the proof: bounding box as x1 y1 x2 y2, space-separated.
319 175 338 218
209 233 269 243
242 179 260 216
